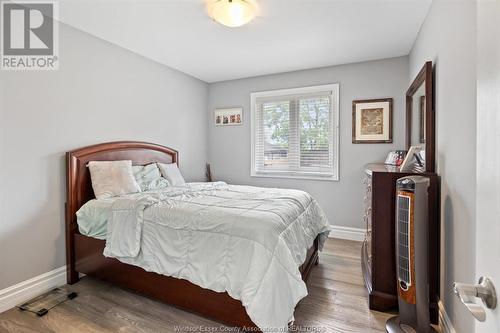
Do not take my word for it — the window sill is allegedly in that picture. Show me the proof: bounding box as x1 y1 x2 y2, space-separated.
250 172 339 182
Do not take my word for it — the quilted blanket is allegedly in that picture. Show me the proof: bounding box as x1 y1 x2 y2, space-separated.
103 182 330 332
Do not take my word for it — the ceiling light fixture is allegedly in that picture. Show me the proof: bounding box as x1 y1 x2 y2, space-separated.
208 0 257 28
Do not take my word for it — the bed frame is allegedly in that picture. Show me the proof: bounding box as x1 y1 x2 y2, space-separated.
65 141 320 329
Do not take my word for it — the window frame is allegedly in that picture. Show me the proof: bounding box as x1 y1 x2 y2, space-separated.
250 83 340 181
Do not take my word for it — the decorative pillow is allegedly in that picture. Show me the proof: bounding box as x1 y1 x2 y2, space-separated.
132 163 169 192
157 163 186 186
88 160 141 199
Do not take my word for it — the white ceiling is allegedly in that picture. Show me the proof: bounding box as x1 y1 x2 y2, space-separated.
59 0 431 82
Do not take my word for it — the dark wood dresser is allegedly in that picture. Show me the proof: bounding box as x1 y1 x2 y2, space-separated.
361 163 440 323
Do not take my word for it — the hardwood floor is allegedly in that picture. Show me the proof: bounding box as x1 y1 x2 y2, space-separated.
0 239 394 333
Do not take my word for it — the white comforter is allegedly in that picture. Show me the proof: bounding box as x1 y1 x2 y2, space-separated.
102 182 330 332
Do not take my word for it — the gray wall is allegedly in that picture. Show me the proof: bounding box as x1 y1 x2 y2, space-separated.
207 57 409 230
409 0 477 331
0 24 208 289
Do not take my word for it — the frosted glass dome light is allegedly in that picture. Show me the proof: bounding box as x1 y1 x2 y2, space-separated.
208 0 257 28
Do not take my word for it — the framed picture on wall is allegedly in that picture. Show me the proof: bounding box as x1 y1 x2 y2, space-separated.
214 107 243 126
352 98 393 143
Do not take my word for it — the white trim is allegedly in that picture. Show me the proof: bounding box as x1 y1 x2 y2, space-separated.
329 225 365 242
251 172 337 181
0 266 66 314
438 300 457 333
250 83 340 181
251 84 339 98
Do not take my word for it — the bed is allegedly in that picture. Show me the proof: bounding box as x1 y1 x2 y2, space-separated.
65 141 329 331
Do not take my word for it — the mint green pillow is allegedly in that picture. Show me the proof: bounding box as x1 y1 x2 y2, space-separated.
132 163 169 192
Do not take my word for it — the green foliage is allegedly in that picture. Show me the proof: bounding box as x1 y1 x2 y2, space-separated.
300 97 330 150
263 101 290 147
262 98 330 150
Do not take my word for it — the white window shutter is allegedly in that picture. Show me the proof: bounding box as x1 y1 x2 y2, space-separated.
251 84 339 180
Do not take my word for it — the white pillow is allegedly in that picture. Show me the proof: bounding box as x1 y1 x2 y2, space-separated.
157 163 186 186
88 160 141 199
132 163 169 192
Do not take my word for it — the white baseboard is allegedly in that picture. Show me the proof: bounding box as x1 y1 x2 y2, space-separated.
329 225 365 242
0 266 67 314
438 300 457 333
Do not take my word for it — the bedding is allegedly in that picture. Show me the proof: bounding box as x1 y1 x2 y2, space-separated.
76 198 116 239
157 162 186 186
88 160 141 199
132 163 169 192
76 188 164 239
78 182 330 332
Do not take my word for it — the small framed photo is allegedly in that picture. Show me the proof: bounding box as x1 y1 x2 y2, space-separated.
214 107 243 126
352 98 393 143
385 150 407 166
400 145 424 172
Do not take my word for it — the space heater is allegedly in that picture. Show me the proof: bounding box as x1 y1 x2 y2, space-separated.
386 176 435 333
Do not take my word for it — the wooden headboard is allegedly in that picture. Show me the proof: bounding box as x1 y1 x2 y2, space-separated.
65 141 178 282
66 141 178 220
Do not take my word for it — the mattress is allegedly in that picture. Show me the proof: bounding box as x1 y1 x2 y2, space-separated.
76 197 114 239
76 187 175 239
77 182 330 332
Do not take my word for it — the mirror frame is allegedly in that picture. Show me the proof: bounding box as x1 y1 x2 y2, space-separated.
406 61 435 172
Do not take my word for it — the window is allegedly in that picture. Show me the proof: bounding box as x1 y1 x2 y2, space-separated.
251 84 339 180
